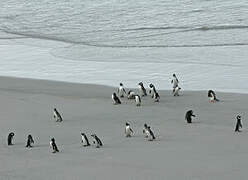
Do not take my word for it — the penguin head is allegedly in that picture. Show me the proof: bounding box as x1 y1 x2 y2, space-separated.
138 82 143 86
81 133 85 136
120 83 123 86
91 134 96 138
51 138 55 142
149 84 153 88
173 74 176 77
9 132 14 137
113 92 116 96
144 123 148 128
237 115 241 120
126 122 130 126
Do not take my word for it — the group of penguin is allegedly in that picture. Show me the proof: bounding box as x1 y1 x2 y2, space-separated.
7 111 103 153
112 82 160 106
112 74 182 106
125 122 156 141
53 108 103 149
6 74 244 153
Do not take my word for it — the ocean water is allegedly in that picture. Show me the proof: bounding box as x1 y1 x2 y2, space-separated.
0 0 248 92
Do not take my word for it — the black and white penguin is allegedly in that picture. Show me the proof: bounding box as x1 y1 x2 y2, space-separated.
173 86 181 96
147 126 156 141
91 134 103 148
171 74 179 93
208 90 219 102
143 123 149 138
53 108 63 122
125 122 133 137
81 133 90 147
153 91 160 102
127 90 136 99
50 138 59 153
118 83 126 98
149 84 157 98
26 134 34 148
112 93 121 105
7 132 14 145
138 82 147 97
185 110 195 123
135 94 141 106
235 115 242 132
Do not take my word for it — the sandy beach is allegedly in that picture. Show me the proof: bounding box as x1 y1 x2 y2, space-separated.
0 76 248 180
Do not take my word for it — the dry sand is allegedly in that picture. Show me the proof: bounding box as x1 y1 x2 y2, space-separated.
0 76 248 180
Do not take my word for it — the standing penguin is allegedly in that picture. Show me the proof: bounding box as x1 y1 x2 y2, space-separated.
7 132 14 145
127 90 136 99
112 93 121 105
53 108 63 122
153 92 160 102
91 134 103 148
135 94 141 106
171 74 179 93
143 123 149 138
138 82 147 97
185 110 195 123
117 83 126 98
147 126 156 141
208 90 219 103
81 133 90 147
235 115 242 132
26 134 34 148
173 86 181 96
50 138 59 153
149 84 157 98
125 122 134 137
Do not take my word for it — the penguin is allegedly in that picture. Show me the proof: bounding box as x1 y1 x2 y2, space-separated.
112 93 121 105
26 134 34 148
91 134 103 148
173 86 181 96
135 94 141 106
153 91 160 102
138 82 147 97
81 133 90 147
127 90 136 99
171 74 179 93
185 110 195 123
143 123 149 138
117 83 126 98
149 84 156 98
50 138 59 153
125 122 134 137
208 90 219 102
7 132 14 146
53 108 63 122
147 126 156 141
235 115 242 132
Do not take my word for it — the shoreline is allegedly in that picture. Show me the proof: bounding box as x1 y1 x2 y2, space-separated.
1 31 248 94
0 75 247 95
